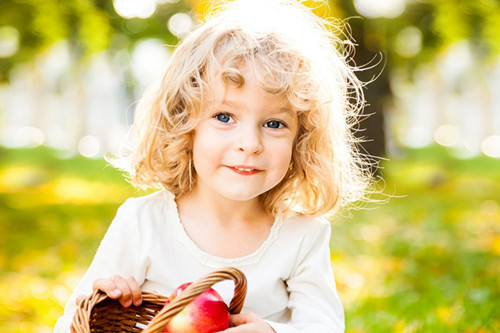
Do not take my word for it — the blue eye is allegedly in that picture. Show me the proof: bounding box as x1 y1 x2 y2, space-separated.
215 113 232 123
265 120 284 129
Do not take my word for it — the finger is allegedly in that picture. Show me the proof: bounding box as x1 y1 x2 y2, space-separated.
230 313 256 326
125 275 142 306
217 314 249 332
93 276 132 306
110 275 134 307
225 313 276 333
76 294 86 305
93 278 122 299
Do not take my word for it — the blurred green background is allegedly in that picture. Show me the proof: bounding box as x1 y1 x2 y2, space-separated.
0 0 499 332
1 146 499 332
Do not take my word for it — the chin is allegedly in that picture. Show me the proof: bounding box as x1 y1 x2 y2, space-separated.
209 189 257 202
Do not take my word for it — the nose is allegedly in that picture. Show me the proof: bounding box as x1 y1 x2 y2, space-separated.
237 125 263 154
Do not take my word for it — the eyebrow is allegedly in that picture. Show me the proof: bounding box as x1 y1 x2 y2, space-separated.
220 100 239 108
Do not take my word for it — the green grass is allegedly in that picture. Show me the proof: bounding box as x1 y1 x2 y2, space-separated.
0 145 499 332
331 146 500 332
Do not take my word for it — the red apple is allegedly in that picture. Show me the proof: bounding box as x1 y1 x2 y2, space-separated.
162 282 230 333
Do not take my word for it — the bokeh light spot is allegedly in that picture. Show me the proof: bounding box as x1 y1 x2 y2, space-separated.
481 135 500 158
113 0 156 19
354 0 406 18
168 13 194 38
345 273 365 289
1 126 45 148
394 26 422 57
434 124 460 147
77 135 101 158
0 26 20 58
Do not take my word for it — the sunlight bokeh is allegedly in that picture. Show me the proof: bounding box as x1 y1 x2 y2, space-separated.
0 0 499 331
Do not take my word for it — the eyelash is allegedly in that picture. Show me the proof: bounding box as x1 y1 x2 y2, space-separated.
264 120 286 129
213 112 287 129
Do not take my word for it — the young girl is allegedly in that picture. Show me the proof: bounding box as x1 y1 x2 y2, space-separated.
55 0 373 331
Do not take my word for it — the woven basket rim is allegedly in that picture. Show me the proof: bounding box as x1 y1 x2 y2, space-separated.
70 267 247 333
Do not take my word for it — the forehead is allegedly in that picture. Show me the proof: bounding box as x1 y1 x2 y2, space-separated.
206 62 292 110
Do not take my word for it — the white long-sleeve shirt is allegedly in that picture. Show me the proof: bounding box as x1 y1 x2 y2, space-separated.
54 190 344 332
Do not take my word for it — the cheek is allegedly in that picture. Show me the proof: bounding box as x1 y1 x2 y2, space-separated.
192 139 210 169
191 132 208 170
271 140 294 174
191 129 223 169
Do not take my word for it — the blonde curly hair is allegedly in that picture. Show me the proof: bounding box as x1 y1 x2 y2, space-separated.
120 0 374 217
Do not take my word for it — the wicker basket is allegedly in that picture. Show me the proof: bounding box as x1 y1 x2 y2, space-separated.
70 267 247 333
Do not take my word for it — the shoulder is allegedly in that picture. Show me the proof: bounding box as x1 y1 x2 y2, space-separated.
118 190 174 215
275 215 333 277
110 190 175 232
281 214 331 237
275 214 332 252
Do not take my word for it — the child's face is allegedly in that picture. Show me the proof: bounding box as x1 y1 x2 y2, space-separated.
191 66 298 203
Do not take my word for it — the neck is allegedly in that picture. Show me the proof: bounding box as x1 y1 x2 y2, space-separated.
176 188 269 227
175 187 276 259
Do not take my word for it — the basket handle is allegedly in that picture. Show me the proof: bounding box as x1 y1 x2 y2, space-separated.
143 267 247 333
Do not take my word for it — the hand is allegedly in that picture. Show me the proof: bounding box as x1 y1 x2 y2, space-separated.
218 313 276 333
75 275 142 308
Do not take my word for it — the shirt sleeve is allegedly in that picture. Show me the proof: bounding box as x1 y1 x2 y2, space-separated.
266 219 345 333
54 199 149 333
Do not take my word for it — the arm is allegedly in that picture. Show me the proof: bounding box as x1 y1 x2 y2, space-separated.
54 199 148 332
268 219 344 332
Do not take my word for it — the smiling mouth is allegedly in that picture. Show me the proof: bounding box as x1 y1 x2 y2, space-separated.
235 167 254 172
229 166 261 175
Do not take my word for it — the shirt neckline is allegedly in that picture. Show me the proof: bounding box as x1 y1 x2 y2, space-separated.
162 190 284 267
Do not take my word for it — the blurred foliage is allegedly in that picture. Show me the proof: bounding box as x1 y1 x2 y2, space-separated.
1 0 500 81
0 147 142 331
334 0 500 69
0 0 191 81
0 1 499 331
0 146 499 331
332 147 500 332
2 0 499 156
